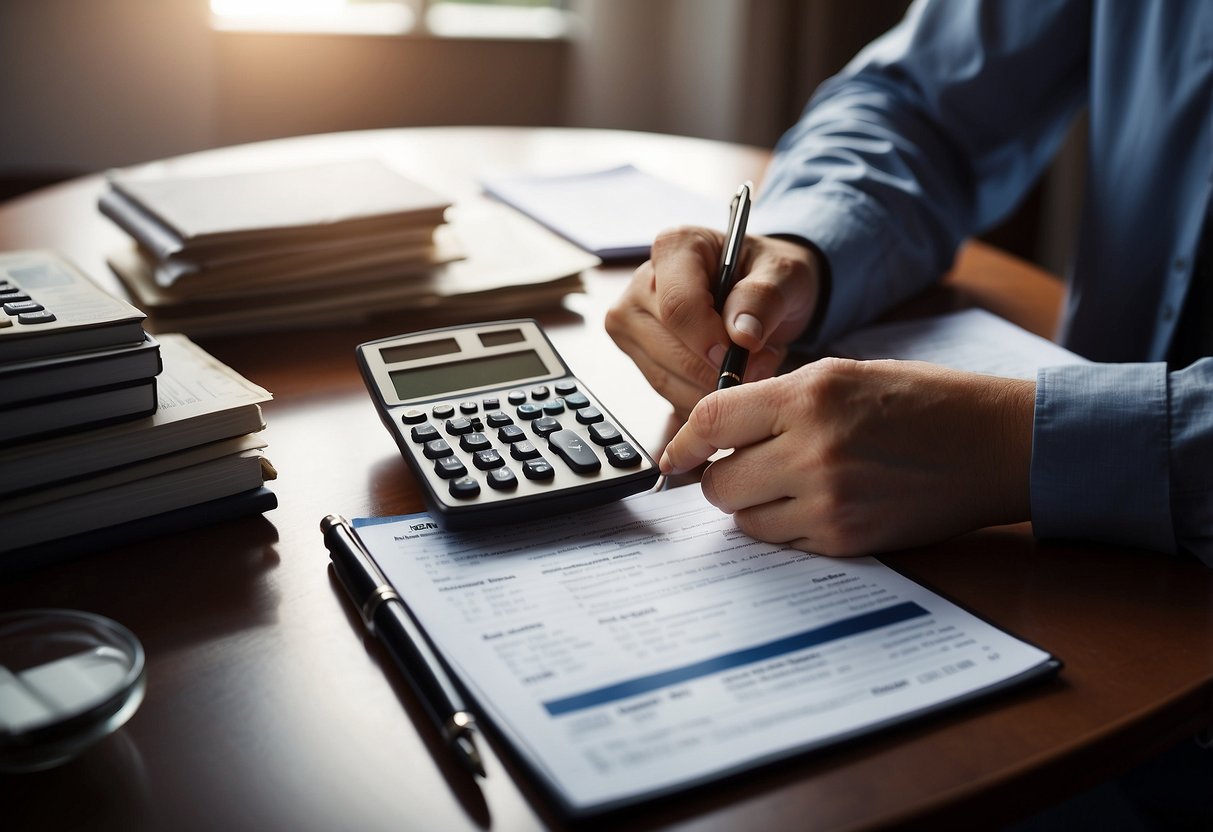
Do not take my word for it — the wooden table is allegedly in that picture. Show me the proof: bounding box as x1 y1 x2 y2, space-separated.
1 127 1210 831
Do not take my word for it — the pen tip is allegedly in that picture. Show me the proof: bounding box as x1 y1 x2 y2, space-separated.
455 734 487 778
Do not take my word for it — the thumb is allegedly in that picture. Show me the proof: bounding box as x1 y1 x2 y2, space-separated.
720 236 821 352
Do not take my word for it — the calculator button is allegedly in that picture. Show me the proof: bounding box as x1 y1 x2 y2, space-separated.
548 430 601 473
449 477 480 499
564 392 590 409
17 310 56 324
432 404 455 419
410 423 440 442
473 449 505 470
0 291 30 302
588 422 622 445
434 456 467 479
445 417 474 435
4 300 43 315
523 459 555 480
497 425 526 444
530 385 550 400
575 406 603 424
555 381 578 396
401 408 427 425
517 403 542 420
605 442 642 468
459 401 479 414
542 399 566 415
482 397 500 411
460 432 492 452
423 438 453 459
507 390 527 405
532 416 562 437
487 467 518 490
486 411 513 428
510 440 541 460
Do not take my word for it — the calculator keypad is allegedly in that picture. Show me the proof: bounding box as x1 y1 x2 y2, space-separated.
397 379 646 503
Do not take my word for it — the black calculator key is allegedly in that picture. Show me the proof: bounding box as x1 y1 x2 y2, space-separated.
487 467 518 490
563 392 590 409
17 310 56 324
555 381 578 396
449 477 480 499
532 416 562 437
588 422 622 445
434 456 467 479
459 401 479 414
507 390 527 405
575 406 603 424
460 432 492 452
498 424 526 443
423 438 453 459
486 411 513 428
605 442 642 468
411 423 440 442
523 459 555 480
445 417 474 435
517 403 542 420
530 385 550 400
548 430 601 473
511 440 540 460
4 300 43 315
402 408 427 425
0 291 30 302
482 397 500 411
473 449 505 470
543 399 566 415
432 404 455 419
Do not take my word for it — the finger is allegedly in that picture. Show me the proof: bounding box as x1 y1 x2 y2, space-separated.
660 380 782 474
698 434 800 513
731 496 867 558
650 226 729 367
720 237 820 352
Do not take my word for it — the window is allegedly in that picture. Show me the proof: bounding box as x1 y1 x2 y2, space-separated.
209 0 572 39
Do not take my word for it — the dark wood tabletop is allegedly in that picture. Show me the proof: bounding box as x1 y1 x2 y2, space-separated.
1 127 1210 832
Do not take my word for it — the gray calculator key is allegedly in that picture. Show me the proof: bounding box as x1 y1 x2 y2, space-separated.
575 406 603 424
423 438 453 459
511 440 540 460
523 459 555 480
460 432 492 452
4 300 43 315
533 416 562 437
17 310 56 324
588 422 622 445
434 456 467 479
605 442 642 468
548 429 600 473
498 425 526 443
411 423 440 442
473 449 505 470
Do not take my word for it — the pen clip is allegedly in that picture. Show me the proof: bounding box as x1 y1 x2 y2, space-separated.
714 182 752 311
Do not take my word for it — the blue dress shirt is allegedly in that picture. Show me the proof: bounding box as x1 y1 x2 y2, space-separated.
748 0 1213 565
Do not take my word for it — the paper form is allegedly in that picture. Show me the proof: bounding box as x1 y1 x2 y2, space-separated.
354 486 1056 815
825 308 1088 379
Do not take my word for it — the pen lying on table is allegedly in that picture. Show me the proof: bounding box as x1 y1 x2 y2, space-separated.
321 514 486 778
714 181 753 390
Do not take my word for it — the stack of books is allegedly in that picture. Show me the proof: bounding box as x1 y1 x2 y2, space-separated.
99 157 599 336
0 251 277 573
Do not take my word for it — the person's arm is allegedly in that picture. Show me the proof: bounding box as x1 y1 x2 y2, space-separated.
749 0 1089 350
1032 358 1213 567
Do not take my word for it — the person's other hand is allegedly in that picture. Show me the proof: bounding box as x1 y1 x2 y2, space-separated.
606 227 821 418
660 358 1035 555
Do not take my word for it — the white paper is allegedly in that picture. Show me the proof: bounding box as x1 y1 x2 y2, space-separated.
826 308 1088 379
354 485 1054 813
481 164 724 260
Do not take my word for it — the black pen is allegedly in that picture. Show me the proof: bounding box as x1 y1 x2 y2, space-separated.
321 514 486 778
714 182 753 390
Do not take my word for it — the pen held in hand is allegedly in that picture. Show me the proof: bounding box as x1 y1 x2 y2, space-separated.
715 182 753 391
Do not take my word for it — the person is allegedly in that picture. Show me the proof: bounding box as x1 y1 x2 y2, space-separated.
606 0 1213 567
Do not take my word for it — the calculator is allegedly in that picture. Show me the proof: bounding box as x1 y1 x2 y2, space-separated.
357 320 660 529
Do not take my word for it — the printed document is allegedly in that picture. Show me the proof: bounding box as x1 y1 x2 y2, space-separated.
354 485 1057 815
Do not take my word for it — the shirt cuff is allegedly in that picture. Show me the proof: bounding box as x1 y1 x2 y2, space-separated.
1030 362 1176 554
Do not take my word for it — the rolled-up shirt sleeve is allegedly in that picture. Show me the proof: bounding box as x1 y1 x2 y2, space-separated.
1032 358 1213 566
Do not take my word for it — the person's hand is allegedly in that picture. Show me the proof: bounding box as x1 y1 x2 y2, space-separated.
605 227 821 418
659 358 1035 556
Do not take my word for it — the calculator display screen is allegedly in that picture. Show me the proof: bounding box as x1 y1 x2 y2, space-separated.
390 349 549 399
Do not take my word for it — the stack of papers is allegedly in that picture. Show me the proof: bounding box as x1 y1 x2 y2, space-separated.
0 334 277 574
100 158 599 336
